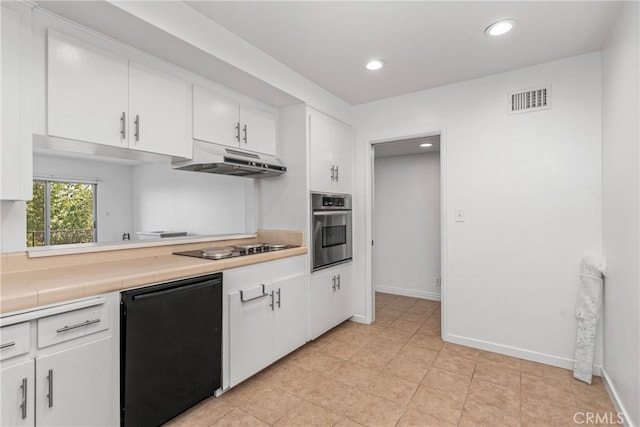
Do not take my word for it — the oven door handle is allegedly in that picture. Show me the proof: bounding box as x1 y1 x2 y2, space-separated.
313 211 351 216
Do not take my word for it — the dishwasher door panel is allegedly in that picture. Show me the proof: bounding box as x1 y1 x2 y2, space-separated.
120 273 222 427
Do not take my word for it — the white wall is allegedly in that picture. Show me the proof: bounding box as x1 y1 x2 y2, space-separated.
601 2 640 425
374 152 440 300
0 201 27 252
34 153 134 244
132 163 254 236
257 105 309 242
354 53 603 369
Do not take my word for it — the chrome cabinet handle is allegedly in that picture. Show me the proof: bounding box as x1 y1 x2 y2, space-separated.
335 166 339 181
56 318 101 333
243 124 247 143
134 115 140 142
47 369 53 408
240 284 268 303
330 165 335 181
20 377 27 419
269 290 275 311
120 112 126 139
0 341 16 350
276 288 281 308
337 274 341 290
235 122 240 142
332 276 336 291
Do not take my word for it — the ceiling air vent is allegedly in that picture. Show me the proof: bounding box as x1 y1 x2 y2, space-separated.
508 85 551 114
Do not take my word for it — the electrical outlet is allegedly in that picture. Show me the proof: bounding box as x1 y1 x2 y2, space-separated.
436 277 441 286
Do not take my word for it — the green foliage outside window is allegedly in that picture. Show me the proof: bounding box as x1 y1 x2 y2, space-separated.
26 180 96 247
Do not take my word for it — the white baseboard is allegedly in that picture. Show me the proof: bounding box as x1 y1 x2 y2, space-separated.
601 367 636 427
349 314 368 324
375 285 441 301
445 333 604 376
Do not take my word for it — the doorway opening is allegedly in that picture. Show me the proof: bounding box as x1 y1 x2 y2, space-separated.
366 131 446 336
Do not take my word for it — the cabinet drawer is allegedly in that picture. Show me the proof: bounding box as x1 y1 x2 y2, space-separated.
0 322 30 361
37 303 109 349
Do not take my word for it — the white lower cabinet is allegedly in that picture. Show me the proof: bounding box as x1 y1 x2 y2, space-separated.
0 295 118 427
36 337 113 427
1 359 34 426
310 264 354 340
272 275 307 360
228 283 275 387
226 257 307 388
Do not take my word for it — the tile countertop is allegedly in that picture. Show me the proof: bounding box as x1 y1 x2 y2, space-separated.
0 229 306 315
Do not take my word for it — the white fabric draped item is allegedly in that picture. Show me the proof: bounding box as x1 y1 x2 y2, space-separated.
573 254 607 384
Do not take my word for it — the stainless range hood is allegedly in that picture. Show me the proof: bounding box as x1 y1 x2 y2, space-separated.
172 141 286 178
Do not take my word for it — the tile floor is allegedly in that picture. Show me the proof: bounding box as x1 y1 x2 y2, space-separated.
166 292 619 427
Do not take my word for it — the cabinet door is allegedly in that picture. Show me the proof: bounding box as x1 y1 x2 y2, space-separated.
308 110 336 193
47 30 128 148
1 360 34 427
36 337 113 427
333 265 354 324
193 86 240 149
1 4 32 201
332 122 353 194
272 274 307 360
240 103 277 155
309 269 338 340
228 284 274 387
129 62 191 158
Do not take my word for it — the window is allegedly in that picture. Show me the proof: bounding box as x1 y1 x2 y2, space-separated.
26 180 97 247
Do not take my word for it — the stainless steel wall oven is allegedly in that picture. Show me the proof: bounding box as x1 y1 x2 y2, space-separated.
311 193 352 271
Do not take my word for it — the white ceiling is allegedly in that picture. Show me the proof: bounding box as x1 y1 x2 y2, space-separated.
374 136 440 158
185 1 622 105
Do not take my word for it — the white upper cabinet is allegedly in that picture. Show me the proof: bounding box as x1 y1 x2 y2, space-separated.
193 85 277 156
239 103 277 155
47 30 128 149
47 30 191 159
128 62 191 158
193 86 239 148
1 3 32 201
308 109 352 194
332 121 353 194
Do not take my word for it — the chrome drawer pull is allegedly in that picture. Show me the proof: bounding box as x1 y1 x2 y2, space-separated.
276 288 281 308
20 377 27 419
240 284 268 303
134 115 140 142
47 369 53 408
120 112 126 139
0 341 16 350
56 318 101 333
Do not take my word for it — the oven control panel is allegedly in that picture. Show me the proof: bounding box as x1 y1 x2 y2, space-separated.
322 196 345 207
312 192 352 210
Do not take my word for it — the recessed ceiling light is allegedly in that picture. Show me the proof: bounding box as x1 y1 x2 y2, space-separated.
485 19 517 37
365 59 386 71
420 143 433 148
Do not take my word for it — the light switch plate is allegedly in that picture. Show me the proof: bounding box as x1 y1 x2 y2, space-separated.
455 208 465 222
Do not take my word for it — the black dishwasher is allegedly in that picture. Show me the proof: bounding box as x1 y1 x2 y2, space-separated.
120 273 222 427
